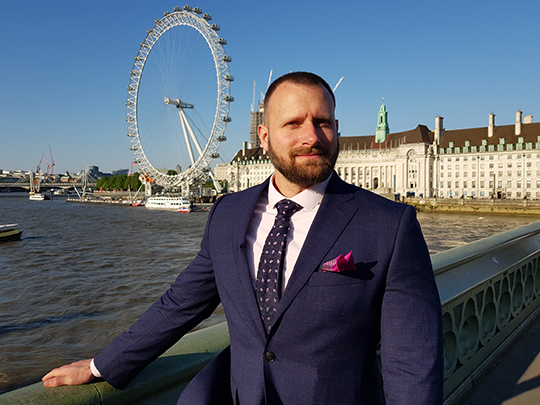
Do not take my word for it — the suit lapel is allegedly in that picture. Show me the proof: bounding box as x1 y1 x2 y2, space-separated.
274 175 358 325
229 180 269 341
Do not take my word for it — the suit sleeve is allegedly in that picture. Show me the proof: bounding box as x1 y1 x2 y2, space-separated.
93 198 224 389
380 205 444 404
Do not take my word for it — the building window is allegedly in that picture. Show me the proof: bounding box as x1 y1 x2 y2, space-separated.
488 145 495 151
507 144 514 151
455 181 459 188
507 191 512 197
518 137 524 144
482 139 487 146
449 141 454 147
463 181 468 188
500 138 505 145
472 181 476 188
455 147 461 153
480 181 485 188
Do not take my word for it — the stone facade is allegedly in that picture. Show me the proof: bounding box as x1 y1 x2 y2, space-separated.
215 110 540 199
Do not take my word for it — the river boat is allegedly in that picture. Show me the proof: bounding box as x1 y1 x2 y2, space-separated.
0 224 22 242
29 192 49 201
145 196 191 212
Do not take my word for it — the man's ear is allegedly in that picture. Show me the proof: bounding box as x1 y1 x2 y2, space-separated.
258 124 269 152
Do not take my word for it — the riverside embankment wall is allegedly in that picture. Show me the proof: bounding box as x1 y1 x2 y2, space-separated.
406 198 540 215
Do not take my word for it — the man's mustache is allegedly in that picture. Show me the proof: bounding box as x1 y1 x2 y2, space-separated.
289 146 330 158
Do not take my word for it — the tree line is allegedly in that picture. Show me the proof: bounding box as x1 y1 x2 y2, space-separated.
96 173 142 191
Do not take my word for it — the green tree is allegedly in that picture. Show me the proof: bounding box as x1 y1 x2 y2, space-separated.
113 174 128 190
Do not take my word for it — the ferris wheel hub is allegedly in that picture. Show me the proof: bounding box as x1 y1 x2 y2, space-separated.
164 97 194 109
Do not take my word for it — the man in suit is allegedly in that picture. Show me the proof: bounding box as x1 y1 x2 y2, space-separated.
43 72 443 404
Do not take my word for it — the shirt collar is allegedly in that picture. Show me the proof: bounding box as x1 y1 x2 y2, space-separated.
268 174 331 212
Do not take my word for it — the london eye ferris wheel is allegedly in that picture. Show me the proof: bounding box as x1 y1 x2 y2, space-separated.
125 5 233 192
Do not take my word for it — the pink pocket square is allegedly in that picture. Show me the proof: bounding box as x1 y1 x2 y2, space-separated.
319 251 356 273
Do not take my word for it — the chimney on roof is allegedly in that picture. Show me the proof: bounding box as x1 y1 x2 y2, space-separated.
516 110 522 136
524 115 533 124
242 141 247 156
488 113 495 137
434 116 444 145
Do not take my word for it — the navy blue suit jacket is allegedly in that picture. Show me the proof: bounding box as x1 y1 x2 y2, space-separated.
94 173 443 404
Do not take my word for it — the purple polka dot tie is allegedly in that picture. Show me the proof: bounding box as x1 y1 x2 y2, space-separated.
256 199 302 332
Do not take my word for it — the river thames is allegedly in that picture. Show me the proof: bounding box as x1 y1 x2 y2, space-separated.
0 193 539 393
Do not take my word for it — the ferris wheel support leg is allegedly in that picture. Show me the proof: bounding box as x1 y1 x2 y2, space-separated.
178 109 196 166
180 109 204 156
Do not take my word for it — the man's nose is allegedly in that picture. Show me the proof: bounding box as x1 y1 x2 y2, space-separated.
301 122 320 147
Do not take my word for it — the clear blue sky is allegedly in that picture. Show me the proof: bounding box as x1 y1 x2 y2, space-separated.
1 0 539 174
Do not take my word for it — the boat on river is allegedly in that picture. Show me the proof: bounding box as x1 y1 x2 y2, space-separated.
0 224 22 242
145 196 191 212
29 192 49 201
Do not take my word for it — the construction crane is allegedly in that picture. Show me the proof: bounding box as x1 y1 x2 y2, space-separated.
49 145 55 177
36 154 50 178
333 77 344 93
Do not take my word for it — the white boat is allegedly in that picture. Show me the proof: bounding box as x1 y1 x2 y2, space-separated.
29 192 49 201
0 224 22 242
145 196 191 212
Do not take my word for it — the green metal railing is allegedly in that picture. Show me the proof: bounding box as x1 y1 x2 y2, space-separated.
435 221 540 403
3 221 540 404
0 323 229 405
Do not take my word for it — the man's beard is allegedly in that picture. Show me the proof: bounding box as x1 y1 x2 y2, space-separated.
268 142 338 188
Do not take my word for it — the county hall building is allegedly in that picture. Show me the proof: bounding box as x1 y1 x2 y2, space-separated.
215 104 540 200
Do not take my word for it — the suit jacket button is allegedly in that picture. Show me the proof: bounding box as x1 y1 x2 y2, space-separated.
264 352 276 362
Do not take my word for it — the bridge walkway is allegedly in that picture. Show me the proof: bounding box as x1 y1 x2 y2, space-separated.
460 310 540 405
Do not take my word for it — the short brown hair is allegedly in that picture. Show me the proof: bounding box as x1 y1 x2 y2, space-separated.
263 72 336 118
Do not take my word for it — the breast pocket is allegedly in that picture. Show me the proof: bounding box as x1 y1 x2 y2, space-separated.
308 271 367 287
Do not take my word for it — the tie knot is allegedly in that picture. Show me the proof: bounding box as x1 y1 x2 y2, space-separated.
275 199 302 219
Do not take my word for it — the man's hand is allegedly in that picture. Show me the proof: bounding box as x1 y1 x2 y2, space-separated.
42 359 95 387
